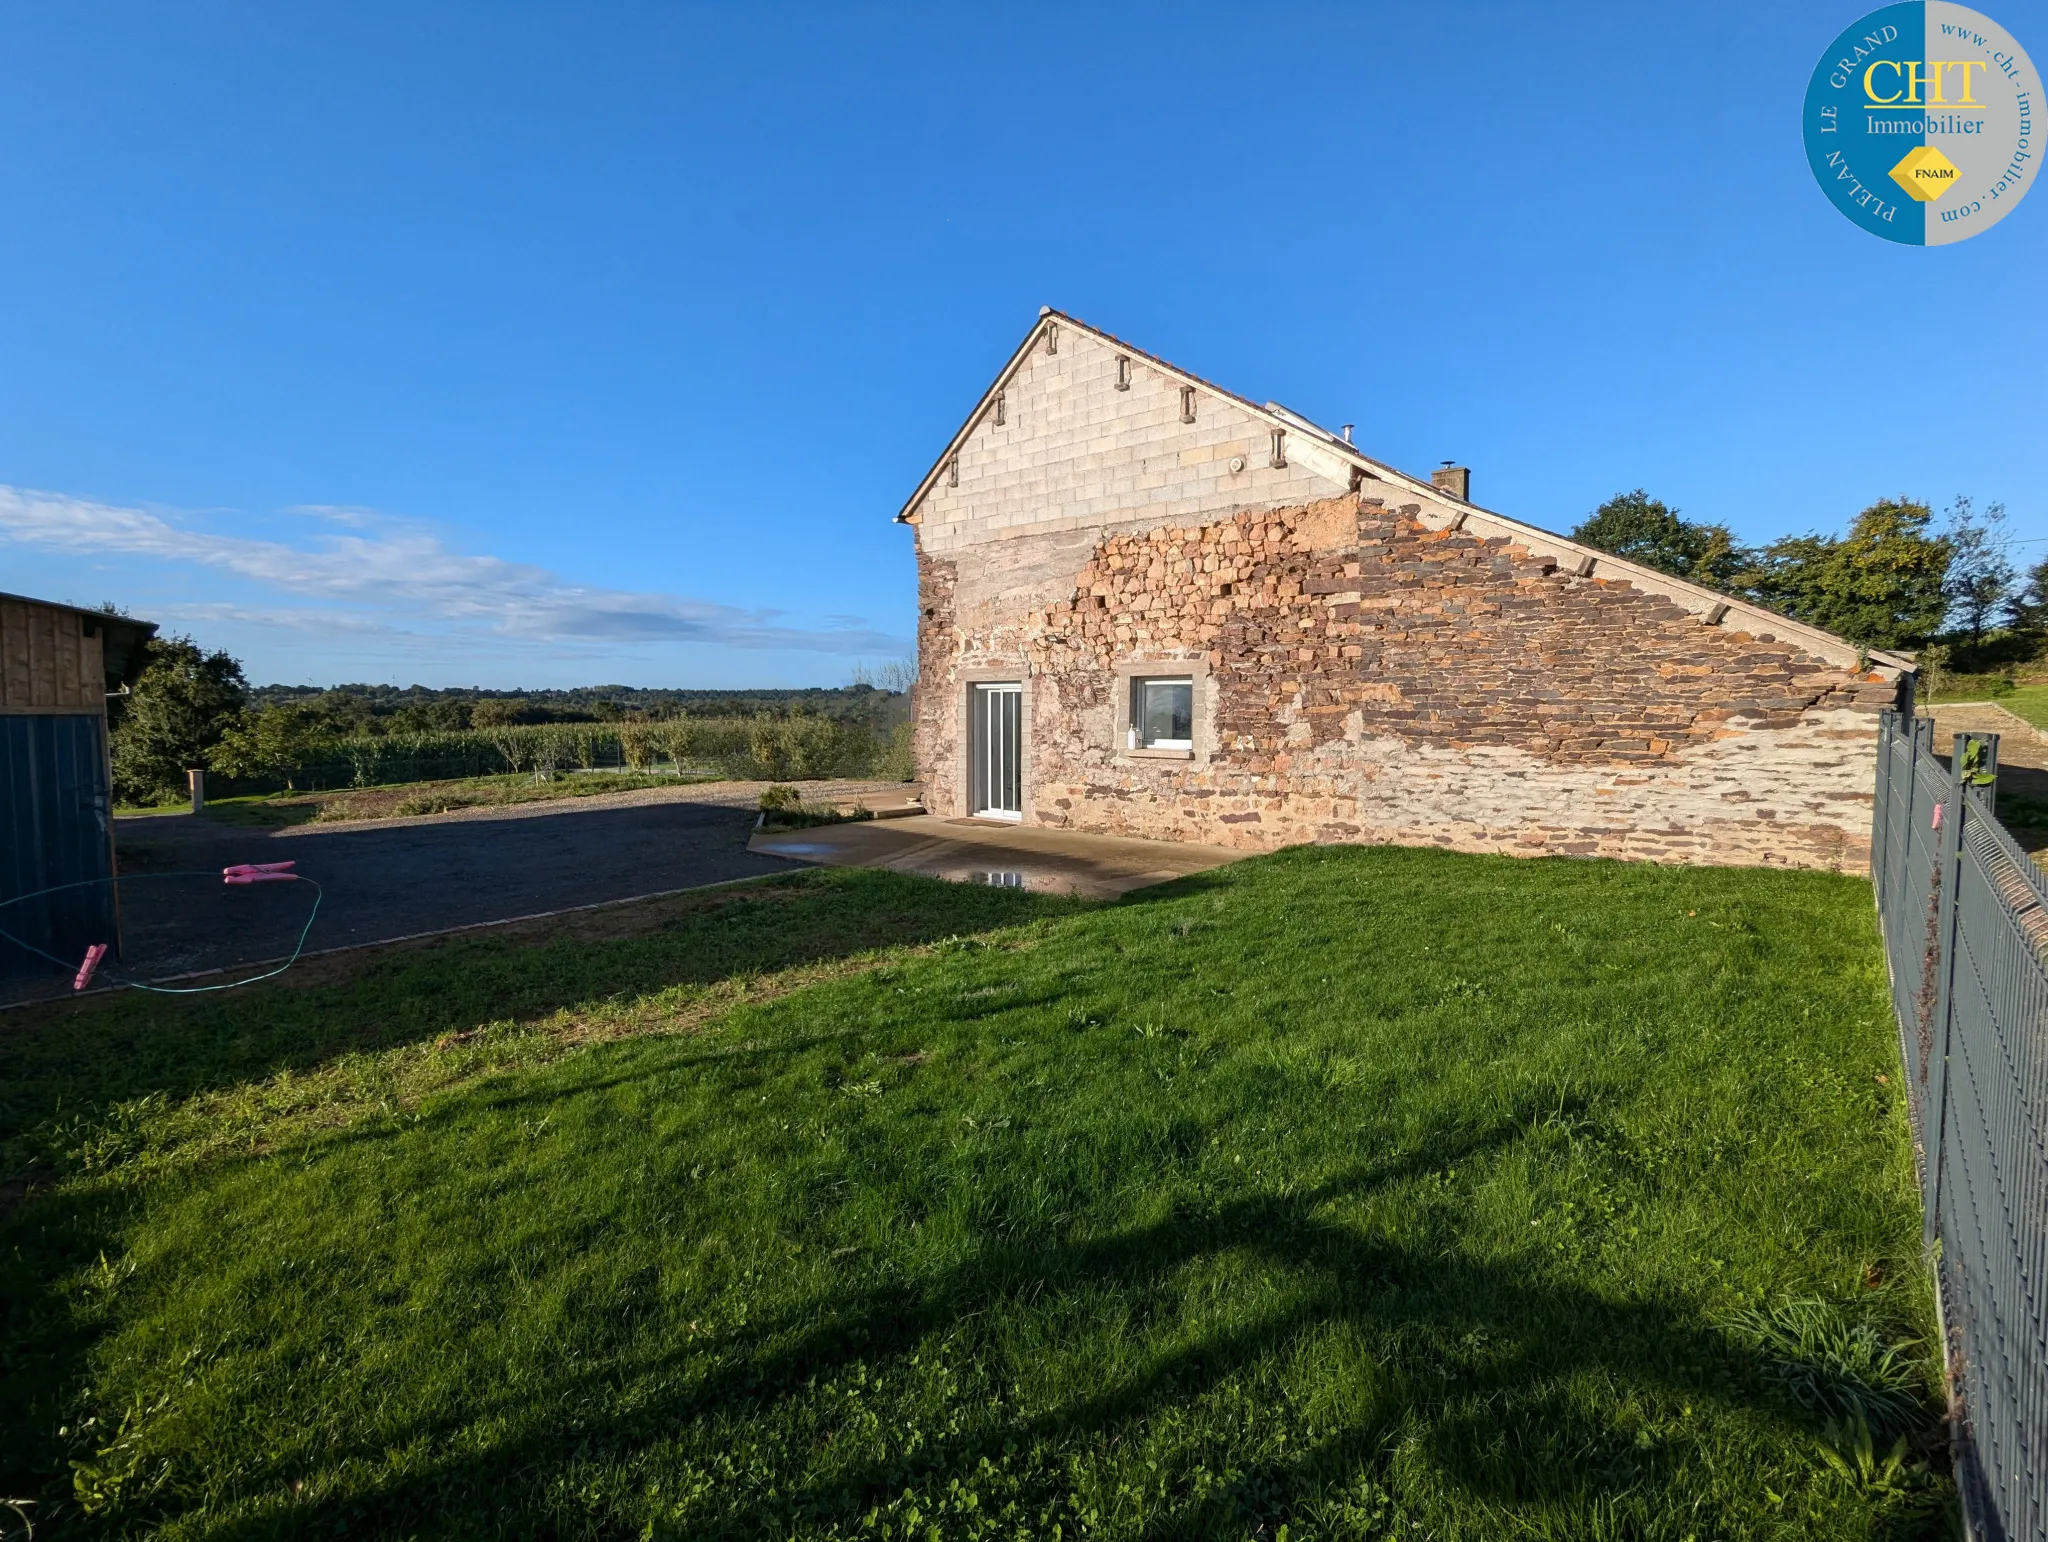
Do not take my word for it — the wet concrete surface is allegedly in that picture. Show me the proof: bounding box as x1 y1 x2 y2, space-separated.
748 815 1242 897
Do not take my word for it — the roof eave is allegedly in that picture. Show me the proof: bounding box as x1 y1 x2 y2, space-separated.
895 312 1063 525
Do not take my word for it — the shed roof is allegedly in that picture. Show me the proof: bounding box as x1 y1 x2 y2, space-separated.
0 593 159 692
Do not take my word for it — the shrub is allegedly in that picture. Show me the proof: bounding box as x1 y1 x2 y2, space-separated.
110 636 248 804
876 719 916 781
756 783 873 830
618 724 657 771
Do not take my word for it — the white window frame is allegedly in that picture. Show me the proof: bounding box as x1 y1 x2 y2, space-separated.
1112 659 1210 763
1129 676 1194 751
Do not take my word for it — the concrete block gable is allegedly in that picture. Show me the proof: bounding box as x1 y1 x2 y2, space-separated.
910 325 1350 556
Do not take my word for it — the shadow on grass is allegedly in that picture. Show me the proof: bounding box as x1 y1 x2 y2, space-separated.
0 868 1090 1165
0 868 1110 1522
169 1096 1862 1540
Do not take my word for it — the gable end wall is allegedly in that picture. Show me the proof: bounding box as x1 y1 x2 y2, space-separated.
906 325 1895 871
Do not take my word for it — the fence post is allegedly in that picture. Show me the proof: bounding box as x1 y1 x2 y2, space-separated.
1904 715 1929 944
1923 734 1975 1250
1960 729 2000 814
1889 702 1920 1095
1910 713 1933 852
1874 710 1895 913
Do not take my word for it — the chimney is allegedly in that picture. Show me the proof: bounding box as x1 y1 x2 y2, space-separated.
1340 423 1354 443
1431 462 1470 502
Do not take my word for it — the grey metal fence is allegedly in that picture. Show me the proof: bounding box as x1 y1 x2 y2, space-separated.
1873 709 2048 1541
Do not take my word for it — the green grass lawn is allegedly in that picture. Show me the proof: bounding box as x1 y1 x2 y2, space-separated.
1923 681 2048 732
1989 685 2048 732
0 850 1948 1539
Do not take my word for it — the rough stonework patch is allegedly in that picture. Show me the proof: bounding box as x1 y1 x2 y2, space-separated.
918 494 1900 872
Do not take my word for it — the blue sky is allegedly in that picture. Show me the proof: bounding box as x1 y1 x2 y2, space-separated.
2 2 2042 688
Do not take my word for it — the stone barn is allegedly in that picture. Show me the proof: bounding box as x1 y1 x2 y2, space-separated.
896 310 1912 871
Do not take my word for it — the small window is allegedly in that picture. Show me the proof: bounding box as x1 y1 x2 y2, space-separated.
1130 676 1194 750
1180 385 1196 423
1115 355 1131 390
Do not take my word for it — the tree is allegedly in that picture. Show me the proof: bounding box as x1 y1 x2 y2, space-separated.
1570 490 1744 584
1735 498 1951 651
307 688 381 737
208 705 337 790
471 697 533 727
110 636 249 804
1941 495 2014 641
2007 554 2048 637
383 696 473 733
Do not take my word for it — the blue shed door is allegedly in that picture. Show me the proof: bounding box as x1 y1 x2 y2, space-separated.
0 714 116 981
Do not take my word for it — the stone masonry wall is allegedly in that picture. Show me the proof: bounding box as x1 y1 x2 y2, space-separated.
916 493 1902 872
913 547 961 820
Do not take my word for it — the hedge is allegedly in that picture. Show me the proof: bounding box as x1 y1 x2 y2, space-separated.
213 716 908 795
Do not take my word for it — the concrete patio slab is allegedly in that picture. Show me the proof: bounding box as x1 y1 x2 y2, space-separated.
747 815 1242 898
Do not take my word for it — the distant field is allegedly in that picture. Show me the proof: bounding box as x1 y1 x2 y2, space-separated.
0 849 1950 1538
116 711 915 812
184 771 721 828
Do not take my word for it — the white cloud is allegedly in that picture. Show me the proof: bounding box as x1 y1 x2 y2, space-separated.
284 505 383 529
149 602 424 636
0 485 904 655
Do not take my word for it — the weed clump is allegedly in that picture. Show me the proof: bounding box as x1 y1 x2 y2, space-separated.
1721 1297 1931 1441
757 785 873 830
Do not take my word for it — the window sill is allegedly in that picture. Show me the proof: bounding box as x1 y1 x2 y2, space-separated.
1121 747 1194 761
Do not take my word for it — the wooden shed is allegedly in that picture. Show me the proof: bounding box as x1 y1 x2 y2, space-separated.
1 593 158 983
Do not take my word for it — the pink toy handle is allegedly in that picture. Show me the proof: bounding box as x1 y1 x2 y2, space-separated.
74 942 108 991
224 861 298 883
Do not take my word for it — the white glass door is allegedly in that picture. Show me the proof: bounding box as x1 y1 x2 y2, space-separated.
969 682 1023 820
